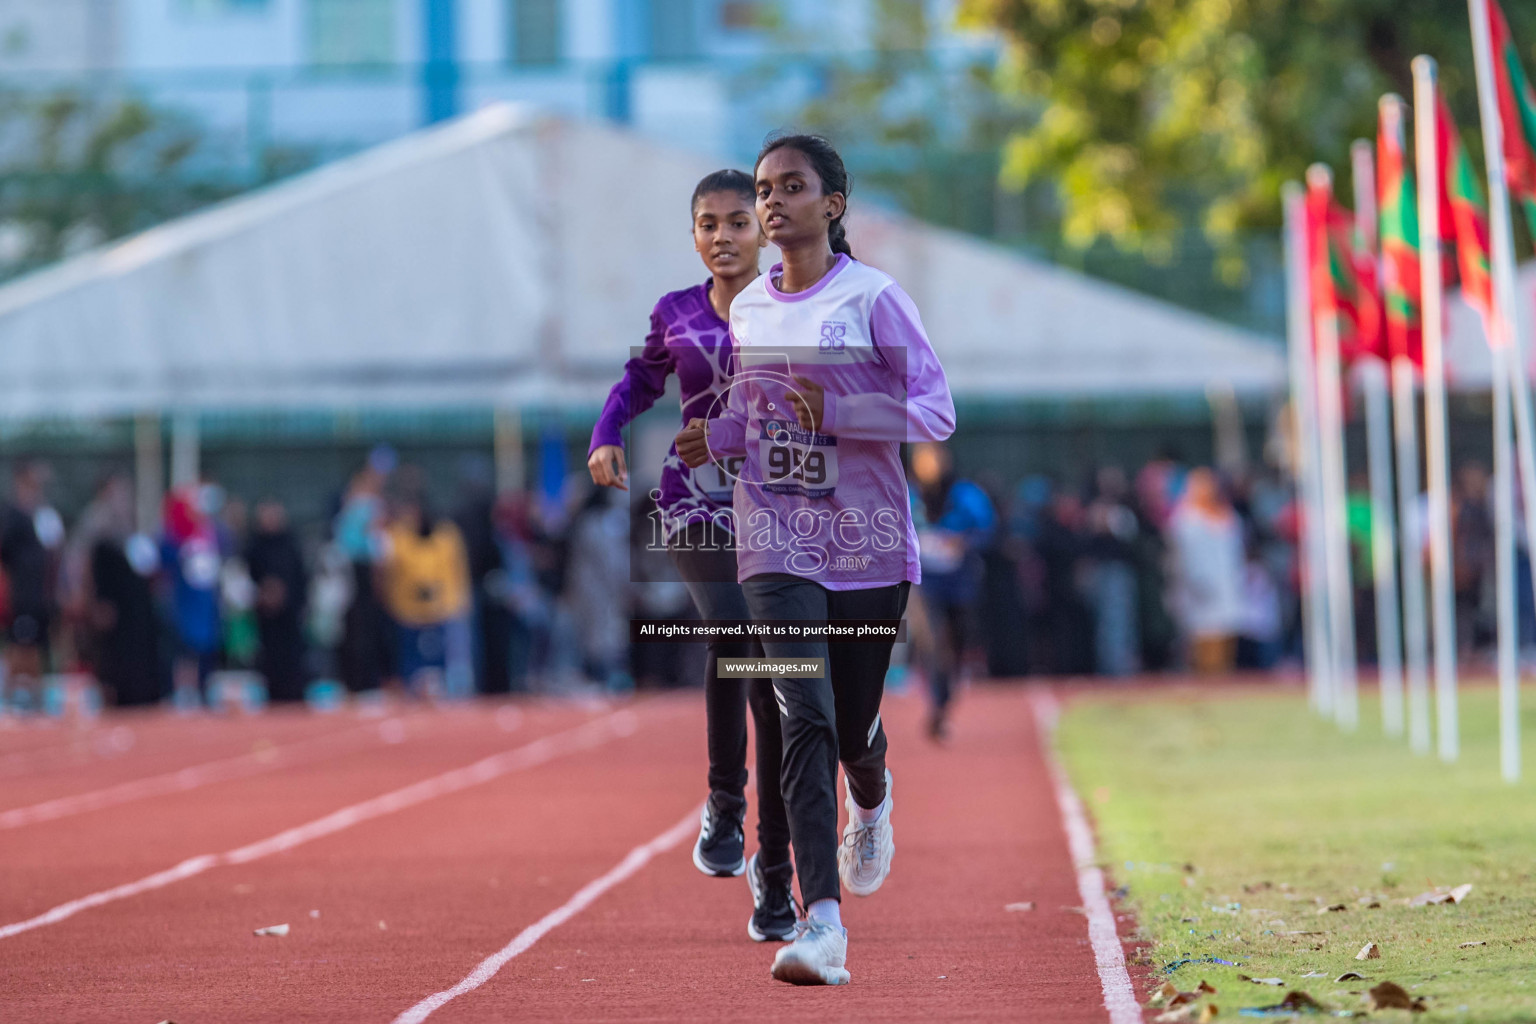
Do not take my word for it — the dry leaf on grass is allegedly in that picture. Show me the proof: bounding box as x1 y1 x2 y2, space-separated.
1237 975 1284 986
1335 972 1367 982
1004 902 1036 912
1156 1002 1219 1024
253 924 289 937
1367 981 1428 1012
1318 903 1348 914
1149 981 1217 1010
1408 883 1472 907
1356 942 1380 960
1150 981 1181 1008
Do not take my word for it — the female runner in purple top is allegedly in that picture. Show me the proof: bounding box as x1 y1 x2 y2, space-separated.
678 136 956 986
587 170 797 943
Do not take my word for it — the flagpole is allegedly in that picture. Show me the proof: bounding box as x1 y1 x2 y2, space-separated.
1469 0 1526 782
1393 351 1434 750
1411 55 1460 762
1285 182 1334 716
1308 163 1360 731
1380 94 1434 753
1352 138 1406 736
1490 301 1520 785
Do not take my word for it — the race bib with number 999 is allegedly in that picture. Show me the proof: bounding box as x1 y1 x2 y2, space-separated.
758 419 838 498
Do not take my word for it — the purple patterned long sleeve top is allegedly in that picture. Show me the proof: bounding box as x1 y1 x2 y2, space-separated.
589 281 739 543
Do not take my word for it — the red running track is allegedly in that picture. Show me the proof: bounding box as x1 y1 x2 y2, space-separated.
0 686 1147 1023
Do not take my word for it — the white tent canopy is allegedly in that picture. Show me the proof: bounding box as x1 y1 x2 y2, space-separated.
1441 263 1536 389
0 103 1285 421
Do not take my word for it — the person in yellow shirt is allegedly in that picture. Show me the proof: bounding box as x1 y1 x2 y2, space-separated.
380 492 473 698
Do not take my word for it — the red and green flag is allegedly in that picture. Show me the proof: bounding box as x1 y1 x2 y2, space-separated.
1378 97 1423 367
1485 0 1536 239
1306 172 1381 365
1435 93 1497 333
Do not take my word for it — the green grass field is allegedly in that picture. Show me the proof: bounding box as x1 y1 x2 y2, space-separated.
1056 682 1536 1022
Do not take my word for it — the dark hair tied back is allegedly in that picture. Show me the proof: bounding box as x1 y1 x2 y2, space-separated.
691 169 755 217
754 133 854 258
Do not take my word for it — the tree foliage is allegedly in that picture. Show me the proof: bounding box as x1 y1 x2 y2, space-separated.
0 91 313 281
958 0 1536 274
776 0 1026 238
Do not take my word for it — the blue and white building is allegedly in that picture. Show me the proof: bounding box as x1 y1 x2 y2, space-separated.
0 1 997 169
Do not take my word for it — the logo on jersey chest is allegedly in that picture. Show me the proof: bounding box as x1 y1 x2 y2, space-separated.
818 321 847 353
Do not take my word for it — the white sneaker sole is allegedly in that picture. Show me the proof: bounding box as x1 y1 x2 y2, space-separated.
839 838 892 896
747 917 797 943
839 770 894 896
771 957 850 986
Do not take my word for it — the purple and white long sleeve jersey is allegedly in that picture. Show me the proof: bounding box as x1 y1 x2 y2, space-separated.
704 254 956 589
589 282 739 543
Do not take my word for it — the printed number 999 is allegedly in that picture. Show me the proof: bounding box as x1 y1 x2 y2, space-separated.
767 446 827 486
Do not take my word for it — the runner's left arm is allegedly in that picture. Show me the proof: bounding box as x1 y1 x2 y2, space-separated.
589 307 673 454
818 284 955 443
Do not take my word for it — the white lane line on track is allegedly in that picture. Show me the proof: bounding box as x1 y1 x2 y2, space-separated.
391 803 700 1024
1030 688 1145 1024
0 718 431 830
0 709 639 942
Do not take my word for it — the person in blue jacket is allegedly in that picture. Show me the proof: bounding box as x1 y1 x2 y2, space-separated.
909 442 995 741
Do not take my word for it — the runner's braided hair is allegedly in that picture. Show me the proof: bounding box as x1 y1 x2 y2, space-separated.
754 133 853 259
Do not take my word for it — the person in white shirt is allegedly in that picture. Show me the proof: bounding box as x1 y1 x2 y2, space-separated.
678 133 955 986
1167 468 1245 672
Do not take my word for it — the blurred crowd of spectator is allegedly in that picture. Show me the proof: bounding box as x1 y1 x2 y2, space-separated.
0 443 1521 713
909 451 1296 684
0 447 637 711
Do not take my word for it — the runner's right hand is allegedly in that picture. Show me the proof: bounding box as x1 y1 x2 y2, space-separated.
588 445 629 490
676 418 711 469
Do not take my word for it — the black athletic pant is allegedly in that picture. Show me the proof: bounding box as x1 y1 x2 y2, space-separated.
924 595 968 715
741 572 910 907
668 526 789 863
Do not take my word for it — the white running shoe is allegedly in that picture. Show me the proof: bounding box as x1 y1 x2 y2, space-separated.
838 769 894 897
770 919 850 985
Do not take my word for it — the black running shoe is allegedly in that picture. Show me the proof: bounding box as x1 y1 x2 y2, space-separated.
746 852 799 942
692 791 746 877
